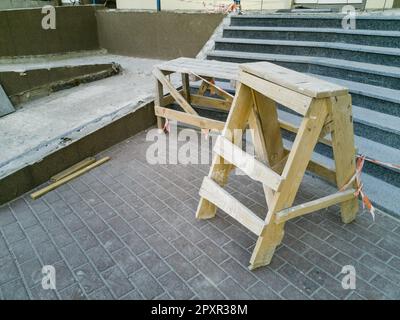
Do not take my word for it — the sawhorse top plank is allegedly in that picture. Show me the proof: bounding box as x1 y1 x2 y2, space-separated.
157 57 239 81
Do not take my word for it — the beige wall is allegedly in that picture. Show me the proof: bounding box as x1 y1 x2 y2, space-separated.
116 0 292 11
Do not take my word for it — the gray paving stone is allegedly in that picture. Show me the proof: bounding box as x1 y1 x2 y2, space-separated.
281 285 310 300
88 286 114 300
86 246 115 272
296 218 331 240
60 243 88 269
112 247 142 275
114 203 139 222
307 267 348 299
0 255 19 286
30 284 58 300
300 233 338 258
25 224 50 245
152 219 180 242
102 265 134 298
248 281 280 299
332 252 376 281
278 263 320 297
303 248 342 276
2 222 25 244
38 211 63 231
10 239 36 264
377 235 400 258
360 254 400 286
0 206 16 226
223 225 254 249
146 234 176 258
165 252 198 281
369 274 400 300
217 278 252 300
198 238 229 264
86 215 108 234
59 283 86 300
130 217 155 238
193 255 228 285
53 261 75 291
74 263 104 294
276 245 314 273
311 287 337 300
326 234 364 260
92 203 116 220
48 226 74 248
159 271 195 300
201 224 230 247
73 227 99 251
188 274 225 300
108 216 133 236
252 267 289 293
352 236 392 262
20 259 42 288
98 229 125 253
0 279 29 300
35 240 63 265
122 232 150 255
176 222 204 243
220 258 257 289
130 268 164 299
138 250 170 278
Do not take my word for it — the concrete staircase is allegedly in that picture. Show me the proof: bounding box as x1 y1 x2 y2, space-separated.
206 13 400 217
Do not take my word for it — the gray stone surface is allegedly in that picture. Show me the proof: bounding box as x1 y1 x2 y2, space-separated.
0 129 399 300
0 85 14 118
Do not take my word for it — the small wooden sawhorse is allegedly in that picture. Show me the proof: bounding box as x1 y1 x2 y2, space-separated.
152 57 239 131
196 62 359 270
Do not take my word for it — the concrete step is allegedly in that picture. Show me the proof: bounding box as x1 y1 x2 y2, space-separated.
214 38 400 67
207 50 400 90
312 74 400 117
281 136 400 217
223 26 400 48
279 111 400 189
230 14 400 31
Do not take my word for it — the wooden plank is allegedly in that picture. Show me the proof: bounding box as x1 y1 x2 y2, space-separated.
50 157 96 182
31 157 110 200
155 106 225 130
214 136 283 192
239 71 313 116
199 177 265 235
190 94 231 111
196 83 253 220
329 94 359 223
181 73 191 104
153 68 198 115
279 119 332 146
158 57 239 80
250 99 329 269
154 78 164 130
275 189 356 224
241 62 348 98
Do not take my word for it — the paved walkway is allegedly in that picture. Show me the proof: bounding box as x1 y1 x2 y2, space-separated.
0 129 399 300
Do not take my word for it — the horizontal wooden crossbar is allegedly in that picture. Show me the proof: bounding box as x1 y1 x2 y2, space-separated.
155 106 225 130
239 71 313 116
214 136 284 192
275 188 356 224
199 177 265 235
190 94 231 111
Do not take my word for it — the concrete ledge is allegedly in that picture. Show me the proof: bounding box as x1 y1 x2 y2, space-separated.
0 101 156 205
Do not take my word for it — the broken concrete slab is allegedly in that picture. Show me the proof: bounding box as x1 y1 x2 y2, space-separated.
0 85 15 117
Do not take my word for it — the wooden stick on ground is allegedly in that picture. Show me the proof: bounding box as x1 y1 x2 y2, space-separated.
31 157 110 200
50 157 96 182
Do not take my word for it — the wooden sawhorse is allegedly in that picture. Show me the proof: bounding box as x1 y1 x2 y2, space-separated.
196 62 359 270
153 58 239 131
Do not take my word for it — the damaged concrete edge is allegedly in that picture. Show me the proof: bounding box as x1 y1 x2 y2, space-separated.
0 99 156 205
1 63 122 105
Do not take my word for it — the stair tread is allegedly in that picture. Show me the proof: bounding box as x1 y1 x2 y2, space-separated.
224 26 400 37
281 137 400 216
208 50 400 79
352 105 400 135
215 37 400 56
278 108 400 167
312 74 400 104
232 14 400 21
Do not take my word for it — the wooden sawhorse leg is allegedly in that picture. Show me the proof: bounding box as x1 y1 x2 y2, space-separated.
196 83 253 219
